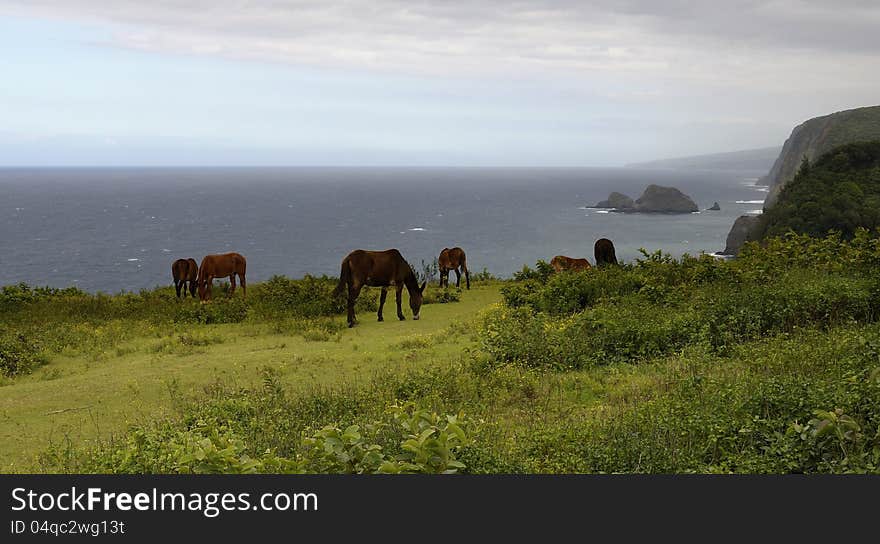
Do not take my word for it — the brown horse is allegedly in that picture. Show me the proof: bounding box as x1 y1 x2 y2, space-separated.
594 238 618 267
197 252 247 302
438 247 470 289
333 249 426 328
550 255 592 273
171 258 199 298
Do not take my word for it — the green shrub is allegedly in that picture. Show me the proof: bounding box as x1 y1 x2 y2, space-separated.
424 288 461 304
71 395 469 474
0 332 46 377
512 260 554 282
253 274 377 318
173 298 249 324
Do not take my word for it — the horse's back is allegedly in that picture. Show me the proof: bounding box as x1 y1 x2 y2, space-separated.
552 255 591 271
200 252 246 276
343 249 408 284
439 247 465 268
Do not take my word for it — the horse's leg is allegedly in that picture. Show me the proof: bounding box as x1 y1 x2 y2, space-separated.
347 283 362 327
239 273 246 298
454 267 462 288
229 274 236 297
378 287 388 321
463 263 470 290
396 284 405 321
175 280 182 298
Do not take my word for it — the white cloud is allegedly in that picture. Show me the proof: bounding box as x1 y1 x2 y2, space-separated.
3 0 876 83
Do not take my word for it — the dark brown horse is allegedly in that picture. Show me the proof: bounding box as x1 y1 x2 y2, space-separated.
594 238 618 267
171 258 199 298
197 252 247 302
333 249 426 328
438 247 470 289
550 255 592 273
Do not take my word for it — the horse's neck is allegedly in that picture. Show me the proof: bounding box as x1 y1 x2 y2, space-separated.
401 270 419 293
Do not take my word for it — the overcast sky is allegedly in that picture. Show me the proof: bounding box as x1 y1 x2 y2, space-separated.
1 1 878 166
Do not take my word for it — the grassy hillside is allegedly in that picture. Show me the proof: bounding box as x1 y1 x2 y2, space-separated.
0 277 498 471
4 235 880 473
754 141 880 239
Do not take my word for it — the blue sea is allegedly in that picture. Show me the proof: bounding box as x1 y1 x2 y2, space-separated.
0 167 768 293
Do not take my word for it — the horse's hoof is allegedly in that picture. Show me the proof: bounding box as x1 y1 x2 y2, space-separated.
348 322 355 328
377 316 383 322
398 316 406 321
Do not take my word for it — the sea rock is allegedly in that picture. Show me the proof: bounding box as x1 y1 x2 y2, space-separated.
595 191 634 209
721 215 761 255
632 185 699 213
708 202 721 211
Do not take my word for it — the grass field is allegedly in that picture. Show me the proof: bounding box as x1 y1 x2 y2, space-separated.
0 282 500 472
4 233 880 474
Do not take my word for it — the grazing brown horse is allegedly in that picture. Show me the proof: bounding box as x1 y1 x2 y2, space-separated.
197 252 247 302
171 258 199 298
550 255 592 273
333 249 426 328
594 238 618 267
438 247 470 289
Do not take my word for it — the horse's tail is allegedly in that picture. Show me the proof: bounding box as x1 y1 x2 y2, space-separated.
460 252 470 289
333 258 350 298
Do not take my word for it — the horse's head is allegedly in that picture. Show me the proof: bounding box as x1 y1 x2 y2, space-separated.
198 278 208 302
410 281 427 320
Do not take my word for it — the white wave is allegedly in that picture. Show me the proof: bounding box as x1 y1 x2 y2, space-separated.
755 187 769 192
691 211 701 214
736 200 765 204
408 227 427 231
746 209 763 215
161 248 171 253
127 258 139 262
595 210 610 214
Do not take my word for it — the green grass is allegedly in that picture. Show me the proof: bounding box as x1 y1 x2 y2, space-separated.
6 232 880 474
0 282 500 472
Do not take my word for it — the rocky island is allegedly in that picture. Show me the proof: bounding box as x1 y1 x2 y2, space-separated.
594 184 699 213
594 191 634 210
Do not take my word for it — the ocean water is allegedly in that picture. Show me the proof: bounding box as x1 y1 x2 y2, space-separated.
0 167 768 293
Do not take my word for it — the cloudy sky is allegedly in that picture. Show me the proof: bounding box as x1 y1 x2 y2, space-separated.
1 1 878 166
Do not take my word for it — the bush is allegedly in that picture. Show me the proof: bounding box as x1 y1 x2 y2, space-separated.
512 260 554 282
0 332 46 377
253 275 377 318
424 288 461 304
484 271 880 369
173 298 250 324
71 393 469 474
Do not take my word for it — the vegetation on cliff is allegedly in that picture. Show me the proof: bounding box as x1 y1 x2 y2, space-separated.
761 105 880 207
753 141 880 240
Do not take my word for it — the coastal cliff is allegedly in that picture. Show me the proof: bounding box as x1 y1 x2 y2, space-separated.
761 105 880 207
723 105 880 254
